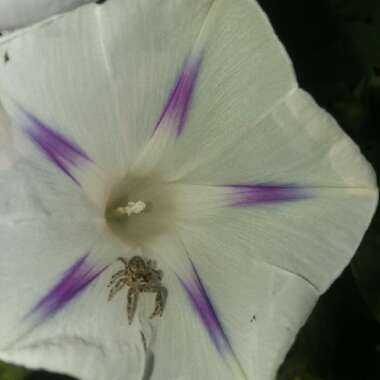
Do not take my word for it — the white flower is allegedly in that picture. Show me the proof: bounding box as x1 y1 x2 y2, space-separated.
0 1 377 380
0 0 94 30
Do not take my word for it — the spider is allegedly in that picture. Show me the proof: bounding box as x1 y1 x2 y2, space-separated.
107 256 167 325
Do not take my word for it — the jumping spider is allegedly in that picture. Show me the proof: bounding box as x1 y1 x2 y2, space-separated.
107 256 167 324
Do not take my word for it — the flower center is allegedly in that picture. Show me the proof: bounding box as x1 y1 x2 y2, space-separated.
104 175 176 247
111 200 147 217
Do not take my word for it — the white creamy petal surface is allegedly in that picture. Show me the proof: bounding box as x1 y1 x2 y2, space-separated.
160 0 296 181
94 0 213 161
0 223 145 380
0 0 215 181
174 190 372 379
171 88 376 189
0 103 14 170
0 0 377 380
0 2 130 178
146 177 376 378
0 0 94 30
0 159 145 380
136 236 242 380
175 229 318 380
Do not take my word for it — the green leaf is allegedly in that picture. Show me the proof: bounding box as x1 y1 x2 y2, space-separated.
0 361 29 380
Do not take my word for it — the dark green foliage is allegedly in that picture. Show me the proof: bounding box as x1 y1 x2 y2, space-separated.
0 362 28 380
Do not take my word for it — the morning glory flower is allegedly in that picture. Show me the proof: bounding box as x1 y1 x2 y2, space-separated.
0 1 377 380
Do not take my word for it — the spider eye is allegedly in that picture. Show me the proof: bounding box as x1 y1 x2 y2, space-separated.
137 262 145 271
129 256 145 271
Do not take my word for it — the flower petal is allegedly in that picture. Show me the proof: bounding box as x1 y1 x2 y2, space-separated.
169 179 376 379
0 1 130 178
0 103 14 171
157 0 297 180
177 261 232 355
0 221 145 380
120 175 376 380
26 253 107 321
0 157 95 223
129 50 203 178
226 183 309 207
0 165 145 380
24 110 90 185
93 0 214 161
139 236 248 380
0 0 94 30
155 54 203 136
171 88 377 192
173 184 376 293
177 228 319 380
155 0 375 199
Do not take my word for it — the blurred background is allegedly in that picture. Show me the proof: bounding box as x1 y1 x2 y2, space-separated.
0 0 379 379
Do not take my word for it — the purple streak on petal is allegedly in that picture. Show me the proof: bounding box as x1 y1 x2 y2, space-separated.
227 183 310 207
178 261 232 355
26 254 107 321
24 112 90 184
155 54 203 136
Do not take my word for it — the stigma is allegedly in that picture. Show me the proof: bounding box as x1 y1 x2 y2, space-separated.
113 200 146 217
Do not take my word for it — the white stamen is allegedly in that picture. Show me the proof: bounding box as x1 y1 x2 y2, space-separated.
115 201 146 216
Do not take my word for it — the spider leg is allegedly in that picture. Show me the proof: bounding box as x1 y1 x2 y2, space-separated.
149 286 167 319
107 270 125 287
116 257 129 268
111 269 125 279
127 287 139 325
151 269 163 281
145 261 162 282
108 278 127 301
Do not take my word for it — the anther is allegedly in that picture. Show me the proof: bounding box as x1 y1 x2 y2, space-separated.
113 200 146 217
